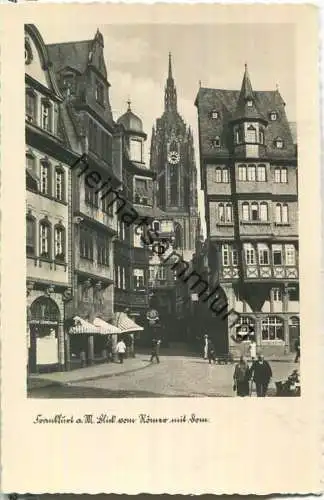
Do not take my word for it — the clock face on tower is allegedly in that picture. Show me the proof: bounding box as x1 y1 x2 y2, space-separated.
168 151 180 164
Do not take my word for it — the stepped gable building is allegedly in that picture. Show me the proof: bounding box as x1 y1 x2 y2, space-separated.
25 24 77 373
148 54 200 341
47 30 123 364
195 64 299 357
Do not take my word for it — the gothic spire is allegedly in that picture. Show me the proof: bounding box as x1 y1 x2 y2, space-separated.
164 52 177 113
232 64 266 123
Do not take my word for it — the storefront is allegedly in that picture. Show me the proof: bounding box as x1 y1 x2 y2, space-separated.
112 311 144 356
28 296 62 373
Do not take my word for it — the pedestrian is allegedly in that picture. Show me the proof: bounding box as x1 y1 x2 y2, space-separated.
250 354 272 397
248 336 257 362
294 338 300 363
116 338 126 364
203 334 209 360
233 355 250 397
207 341 216 364
106 336 113 362
150 337 161 363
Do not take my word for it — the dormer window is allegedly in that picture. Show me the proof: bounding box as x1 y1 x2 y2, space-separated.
274 137 284 149
270 111 278 121
212 136 221 148
247 99 253 107
62 73 75 96
95 80 104 105
211 110 220 119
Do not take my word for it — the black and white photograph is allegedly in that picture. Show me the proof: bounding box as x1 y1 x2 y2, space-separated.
24 20 302 399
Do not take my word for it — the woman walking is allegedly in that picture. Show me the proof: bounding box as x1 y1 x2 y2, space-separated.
233 355 250 397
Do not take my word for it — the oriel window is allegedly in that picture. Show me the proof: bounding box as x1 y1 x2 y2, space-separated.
246 125 257 143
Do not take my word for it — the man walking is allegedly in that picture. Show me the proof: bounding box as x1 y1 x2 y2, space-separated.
116 337 126 364
150 337 161 363
250 354 272 397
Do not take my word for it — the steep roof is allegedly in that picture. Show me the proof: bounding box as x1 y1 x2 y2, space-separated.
47 40 92 75
195 86 296 159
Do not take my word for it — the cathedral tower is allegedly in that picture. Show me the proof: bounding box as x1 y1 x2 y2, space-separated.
150 53 199 262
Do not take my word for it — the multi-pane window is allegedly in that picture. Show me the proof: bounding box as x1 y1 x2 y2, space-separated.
244 243 256 265
238 165 247 181
215 168 222 183
258 243 270 265
80 227 93 260
242 202 249 220
251 202 258 221
272 244 283 265
274 137 284 149
39 221 51 259
41 100 52 132
246 125 257 143
55 167 64 201
257 165 266 181
222 244 230 266
97 234 110 266
247 165 256 181
261 316 284 341
273 288 282 302
133 268 145 289
285 244 296 266
26 216 36 256
275 203 289 223
54 226 65 261
222 169 229 183
225 203 232 222
40 162 50 195
260 202 268 221
218 204 225 222
275 167 288 183
26 90 36 123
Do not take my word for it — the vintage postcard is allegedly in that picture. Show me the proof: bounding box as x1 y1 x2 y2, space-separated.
0 3 322 494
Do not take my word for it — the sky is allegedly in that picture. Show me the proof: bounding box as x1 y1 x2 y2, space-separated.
39 23 296 235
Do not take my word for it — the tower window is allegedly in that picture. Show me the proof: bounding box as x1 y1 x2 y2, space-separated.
246 99 253 107
270 111 278 121
246 125 257 143
259 128 265 144
130 138 142 162
211 110 220 119
95 80 104 105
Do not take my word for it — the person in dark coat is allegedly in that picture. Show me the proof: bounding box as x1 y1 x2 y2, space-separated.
294 338 300 363
150 338 161 363
250 354 272 397
233 355 250 396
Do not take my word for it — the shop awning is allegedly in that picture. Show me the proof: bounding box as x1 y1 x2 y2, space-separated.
69 316 102 335
112 312 144 333
93 317 121 335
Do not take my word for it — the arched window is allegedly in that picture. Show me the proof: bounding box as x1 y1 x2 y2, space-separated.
222 168 229 183
39 219 51 259
225 203 232 222
260 202 268 221
246 125 257 143
259 128 265 144
238 164 247 181
215 168 222 183
26 215 36 257
169 164 178 205
55 166 65 201
54 224 66 262
261 316 284 341
258 164 266 182
251 202 258 221
30 296 60 324
242 202 249 220
258 243 270 265
275 203 282 223
174 224 183 250
218 204 224 222
26 153 38 192
282 204 288 223
247 164 256 181
270 111 278 121
41 98 52 133
40 161 51 195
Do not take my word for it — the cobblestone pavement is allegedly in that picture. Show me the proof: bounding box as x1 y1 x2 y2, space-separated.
29 356 299 398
